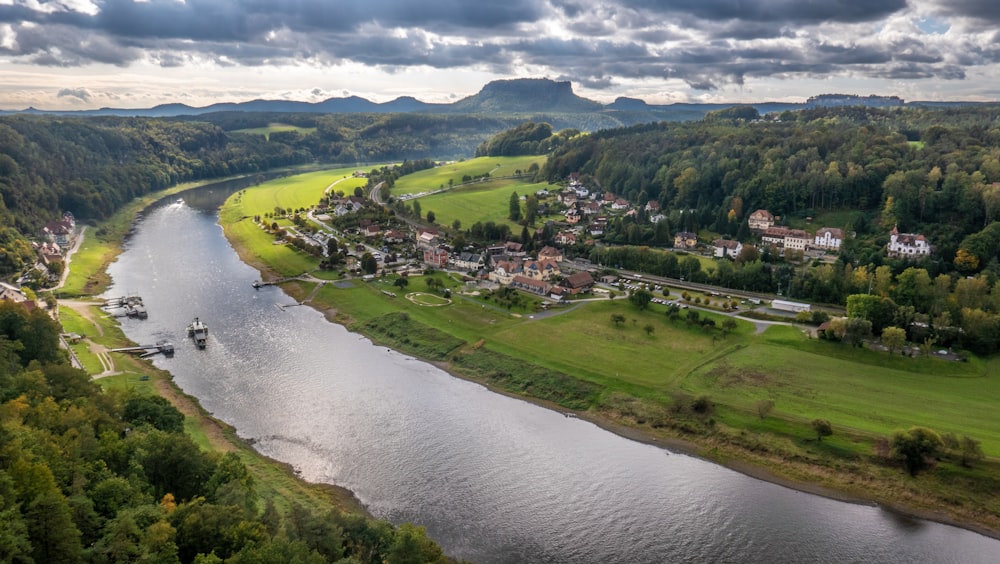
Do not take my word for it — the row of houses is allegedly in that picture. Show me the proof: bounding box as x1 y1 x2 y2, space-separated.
711 225 931 261
421 239 596 298
748 209 931 258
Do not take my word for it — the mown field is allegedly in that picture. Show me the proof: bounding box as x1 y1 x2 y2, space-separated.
417 179 554 231
233 123 318 139
288 264 1000 457
391 156 547 195
234 167 368 213
691 328 1000 453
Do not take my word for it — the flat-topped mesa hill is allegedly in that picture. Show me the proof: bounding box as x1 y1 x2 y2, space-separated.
447 78 605 114
3 78 985 119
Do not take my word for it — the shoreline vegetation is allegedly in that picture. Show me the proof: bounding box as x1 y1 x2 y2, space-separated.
61 169 1000 555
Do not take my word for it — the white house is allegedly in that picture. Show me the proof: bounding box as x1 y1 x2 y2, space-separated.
784 229 811 251
887 226 931 259
814 227 844 250
713 239 743 259
748 209 775 231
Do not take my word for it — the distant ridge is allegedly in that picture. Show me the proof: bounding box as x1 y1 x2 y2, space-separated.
805 94 904 108
448 78 603 113
0 78 992 119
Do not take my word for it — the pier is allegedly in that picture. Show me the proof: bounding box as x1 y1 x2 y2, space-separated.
109 341 174 358
102 295 148 319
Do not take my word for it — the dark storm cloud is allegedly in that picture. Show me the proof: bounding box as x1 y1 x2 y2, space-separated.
622 0 907 24
3 22 141 66
815 43 893 65
58 88 91 101
705 22 797 41
0 0 987 97
85 0 544 40
928 0 1000 24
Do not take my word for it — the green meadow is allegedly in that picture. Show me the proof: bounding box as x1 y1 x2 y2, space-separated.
234 168 368 213
391 156 548 195
288 267 1000 456
417 179 553 231
233 123 318 140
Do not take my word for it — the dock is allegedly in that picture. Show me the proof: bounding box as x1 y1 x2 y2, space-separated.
109 341 174 358
102 295 148 319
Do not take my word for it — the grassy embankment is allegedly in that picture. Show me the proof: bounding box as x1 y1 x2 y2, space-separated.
221 164 1000 536
57 173 367 517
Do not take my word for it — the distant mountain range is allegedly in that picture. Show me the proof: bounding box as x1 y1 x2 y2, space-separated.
2 78 993 120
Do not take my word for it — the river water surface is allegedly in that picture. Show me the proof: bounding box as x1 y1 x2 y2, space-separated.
105 186 1000 563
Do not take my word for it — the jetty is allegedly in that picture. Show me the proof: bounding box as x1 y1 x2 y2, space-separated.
109 341 174 358
102 295 148 319
187 318 208 349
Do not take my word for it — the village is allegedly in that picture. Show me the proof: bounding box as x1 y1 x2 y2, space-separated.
277 172 936 310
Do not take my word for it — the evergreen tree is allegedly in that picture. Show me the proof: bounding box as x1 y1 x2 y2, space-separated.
509 192 521 221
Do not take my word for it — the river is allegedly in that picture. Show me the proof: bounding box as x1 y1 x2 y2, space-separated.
104 186 1000 563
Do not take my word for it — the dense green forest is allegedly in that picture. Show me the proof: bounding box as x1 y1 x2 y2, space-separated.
531 105 1000 354
0 300 450 563
473 122 579 157
542 105 1000 256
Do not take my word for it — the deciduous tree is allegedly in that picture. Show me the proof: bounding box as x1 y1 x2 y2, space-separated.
891 427 943 476
811 419 833 442
881 326 906 354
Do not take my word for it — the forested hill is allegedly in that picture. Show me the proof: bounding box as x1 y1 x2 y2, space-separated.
542 104 1000 272
0 112 527 275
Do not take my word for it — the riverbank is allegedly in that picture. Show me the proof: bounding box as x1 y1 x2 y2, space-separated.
233 256 1000 542
54 178 371 519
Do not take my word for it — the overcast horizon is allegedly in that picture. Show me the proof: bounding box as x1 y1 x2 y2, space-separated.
2 0 1000 111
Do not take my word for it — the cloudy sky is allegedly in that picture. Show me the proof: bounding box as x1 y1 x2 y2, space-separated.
1 0 998 110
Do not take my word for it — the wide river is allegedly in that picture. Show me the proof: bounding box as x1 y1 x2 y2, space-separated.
105 185 1000 563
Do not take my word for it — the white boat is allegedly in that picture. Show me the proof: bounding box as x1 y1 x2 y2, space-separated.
187 317 208 349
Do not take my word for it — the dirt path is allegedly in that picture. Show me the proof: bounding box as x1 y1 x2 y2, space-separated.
60 299 108 337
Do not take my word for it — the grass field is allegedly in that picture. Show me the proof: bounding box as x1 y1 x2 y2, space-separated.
391 156 548 195
289 273 1000 457
233 123 318 140
782 209 868 232
417 179 553 231
234 168 367 213
218 168 373 278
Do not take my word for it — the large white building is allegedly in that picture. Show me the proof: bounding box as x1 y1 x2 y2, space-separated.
748 209 775 231
887 226 931 259
814 227 844 250
713 239 743 259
